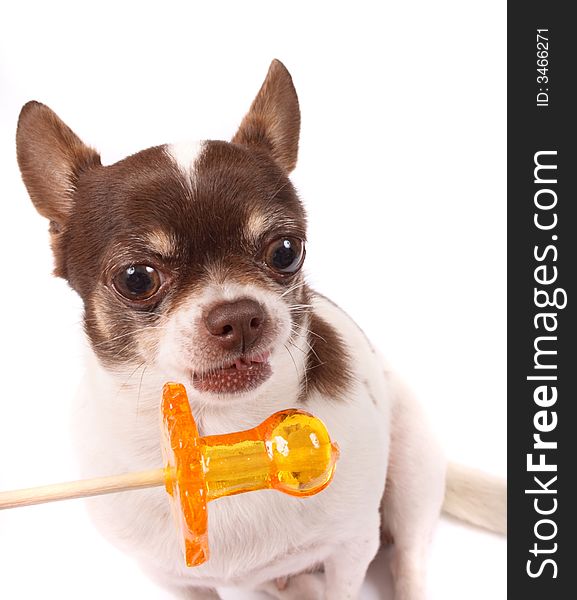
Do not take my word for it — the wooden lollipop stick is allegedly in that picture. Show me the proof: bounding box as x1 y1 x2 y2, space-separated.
0 468 166 510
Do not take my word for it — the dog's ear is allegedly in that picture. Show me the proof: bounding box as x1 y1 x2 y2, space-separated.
16 101 101 231
232 59 300 173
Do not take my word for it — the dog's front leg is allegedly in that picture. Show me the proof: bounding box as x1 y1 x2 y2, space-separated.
323 522 381 600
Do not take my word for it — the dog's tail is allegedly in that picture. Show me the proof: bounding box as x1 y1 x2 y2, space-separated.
442 462 507 535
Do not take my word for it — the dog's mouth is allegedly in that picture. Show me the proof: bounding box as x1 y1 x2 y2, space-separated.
191 351 272 394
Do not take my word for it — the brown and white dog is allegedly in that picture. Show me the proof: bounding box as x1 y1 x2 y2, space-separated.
15 60 505 599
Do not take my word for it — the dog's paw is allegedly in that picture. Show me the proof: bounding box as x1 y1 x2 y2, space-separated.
259 573 324 600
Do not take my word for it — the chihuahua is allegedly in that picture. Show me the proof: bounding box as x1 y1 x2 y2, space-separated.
16 60 505 599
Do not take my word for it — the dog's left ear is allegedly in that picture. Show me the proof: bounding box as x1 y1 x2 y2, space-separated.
232 59 300 173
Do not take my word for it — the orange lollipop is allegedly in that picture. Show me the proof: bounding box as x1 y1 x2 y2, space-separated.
161 383 339 565
0 383 340 567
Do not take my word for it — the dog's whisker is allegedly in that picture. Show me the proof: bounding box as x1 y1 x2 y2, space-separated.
280 280 308 298
287 340 311 395
290 328 323 366
291 322 328 344
288 307 311 316
283 342 304 387
136 364 148 421
115 361 147 399
107 339 149 361
287 333 307 355
91 325 169 349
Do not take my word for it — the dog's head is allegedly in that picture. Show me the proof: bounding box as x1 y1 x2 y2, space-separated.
16 60 317 404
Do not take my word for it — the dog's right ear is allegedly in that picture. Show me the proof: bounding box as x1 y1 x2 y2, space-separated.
16 101 101 233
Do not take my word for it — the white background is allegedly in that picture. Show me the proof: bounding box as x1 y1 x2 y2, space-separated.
0 1 506 598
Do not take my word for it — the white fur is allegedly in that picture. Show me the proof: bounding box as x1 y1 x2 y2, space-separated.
73 289 499 599
73 294 399 596
166 141 206 179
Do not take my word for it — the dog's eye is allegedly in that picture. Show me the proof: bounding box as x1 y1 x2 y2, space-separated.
113 265 163 301
264 237 305 275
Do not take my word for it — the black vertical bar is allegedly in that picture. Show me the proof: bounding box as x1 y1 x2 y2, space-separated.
508 3 577 598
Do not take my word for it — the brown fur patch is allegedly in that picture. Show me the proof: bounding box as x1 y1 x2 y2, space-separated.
300 312 353 401
232 59 300 173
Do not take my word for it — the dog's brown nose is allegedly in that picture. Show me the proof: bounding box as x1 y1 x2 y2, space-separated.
203 299 265 353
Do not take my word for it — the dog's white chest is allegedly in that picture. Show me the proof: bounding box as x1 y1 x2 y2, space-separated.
74 297 392 590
